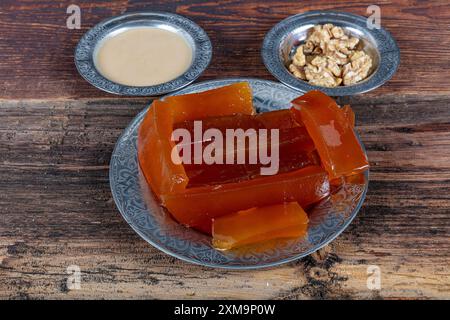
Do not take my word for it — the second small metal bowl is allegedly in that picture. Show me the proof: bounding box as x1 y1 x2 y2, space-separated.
262 11 400 96
75 12 212 96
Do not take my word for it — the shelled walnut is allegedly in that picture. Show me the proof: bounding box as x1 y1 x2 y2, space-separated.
288 24 372 87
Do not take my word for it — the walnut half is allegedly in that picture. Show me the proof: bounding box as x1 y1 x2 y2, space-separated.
342 51 373 85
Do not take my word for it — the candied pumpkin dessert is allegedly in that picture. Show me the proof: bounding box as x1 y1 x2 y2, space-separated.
138 83 368 249
291 90 369 180
162 165 329 230
212 202 309 250
138 82 254 195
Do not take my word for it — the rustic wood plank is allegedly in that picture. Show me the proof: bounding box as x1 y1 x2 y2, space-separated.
0 95 449 299
1 0 449 300
0 0 449 99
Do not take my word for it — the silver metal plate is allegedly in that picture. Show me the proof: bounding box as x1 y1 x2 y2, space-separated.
262 11 400 96
75 12 212 96
109 78 369 269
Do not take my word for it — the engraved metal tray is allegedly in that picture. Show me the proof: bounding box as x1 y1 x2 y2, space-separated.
109 78 369 269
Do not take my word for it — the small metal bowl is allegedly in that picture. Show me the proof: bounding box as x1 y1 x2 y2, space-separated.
75 12 212 96
262 11 400 96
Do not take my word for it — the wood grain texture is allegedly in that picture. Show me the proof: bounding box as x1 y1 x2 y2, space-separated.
0 0 449 300
0 0 449 99
0 95 449 299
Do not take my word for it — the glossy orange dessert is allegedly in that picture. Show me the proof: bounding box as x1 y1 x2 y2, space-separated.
291 91 369 179
138 83 368 249
138 83 254 196
173 109 319 186
212 202 309 250
162 165 329 231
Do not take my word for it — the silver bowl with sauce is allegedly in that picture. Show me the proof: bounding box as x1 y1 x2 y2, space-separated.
75 12 212 96
261 11 400 96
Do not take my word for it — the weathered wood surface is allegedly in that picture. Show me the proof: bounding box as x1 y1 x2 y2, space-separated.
0 95 449 299
0 0 449 299
0 0 449 99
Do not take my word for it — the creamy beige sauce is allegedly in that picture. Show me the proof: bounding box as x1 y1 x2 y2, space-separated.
95 27 193 86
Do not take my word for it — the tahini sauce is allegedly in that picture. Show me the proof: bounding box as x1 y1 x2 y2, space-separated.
95 27 193 86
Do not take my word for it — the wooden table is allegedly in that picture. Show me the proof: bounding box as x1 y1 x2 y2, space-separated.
0 0 449 300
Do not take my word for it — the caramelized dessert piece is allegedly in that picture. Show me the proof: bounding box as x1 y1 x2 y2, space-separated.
341 104 355 128
291 90 369 180
212 202 309 250
192 218 213 235
161 165 329 227
164 82 254 123
138 100 183 196
173 109 318 187
138 82 254 196
344 172 367 185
